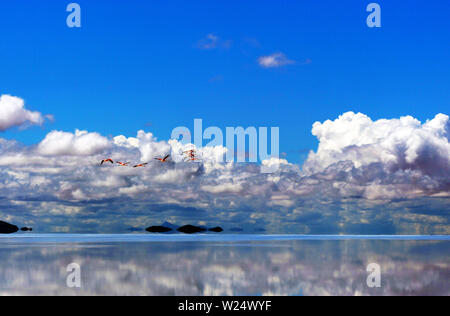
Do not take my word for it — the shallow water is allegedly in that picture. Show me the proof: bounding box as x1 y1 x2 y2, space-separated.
0 235 449 296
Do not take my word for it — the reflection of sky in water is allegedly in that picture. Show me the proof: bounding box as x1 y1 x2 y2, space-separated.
0 236 449 296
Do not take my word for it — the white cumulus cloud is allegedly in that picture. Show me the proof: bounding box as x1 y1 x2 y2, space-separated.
304 112 450 177
0 95 47 131
38 129 111 156
302 112 450 200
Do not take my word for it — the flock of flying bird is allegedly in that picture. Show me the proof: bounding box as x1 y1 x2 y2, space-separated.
99 150 200 168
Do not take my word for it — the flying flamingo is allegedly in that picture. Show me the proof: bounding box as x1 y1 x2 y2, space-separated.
183 150 200 162
117 161 130 167
155 154 171 163
184 150 196 156
100 159 114 166
133 163 149 168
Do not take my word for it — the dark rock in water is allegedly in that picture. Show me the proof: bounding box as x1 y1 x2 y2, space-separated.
177 225 206 234
230 227 244 232
0 221 19 234
208 227 223 233
146 226 173 233
20 227 33 232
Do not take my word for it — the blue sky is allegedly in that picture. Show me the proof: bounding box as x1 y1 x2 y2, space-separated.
1 0 449 163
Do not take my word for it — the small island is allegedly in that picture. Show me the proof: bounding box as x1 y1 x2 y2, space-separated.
177 225 206 234
146 226 173 233
0 221 19 234
145 223 224 234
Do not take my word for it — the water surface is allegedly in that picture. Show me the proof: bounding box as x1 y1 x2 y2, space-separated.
0 234 449 295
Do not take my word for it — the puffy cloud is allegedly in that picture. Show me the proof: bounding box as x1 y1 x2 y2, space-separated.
258 52 295 68
38 129 111 156
302 112 450 199
0 95 47 131
261 157 290 173
305 112 450 174
114 130 171 162
201 183 244 194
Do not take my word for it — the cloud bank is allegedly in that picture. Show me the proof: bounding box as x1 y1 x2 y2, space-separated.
0 95 448 233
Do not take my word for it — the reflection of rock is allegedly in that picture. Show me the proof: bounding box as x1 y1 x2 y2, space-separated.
127 227 142 232
0 221 19 234
177 225 206 234
20 227 33 232
146 226 173 233
208 227 223 233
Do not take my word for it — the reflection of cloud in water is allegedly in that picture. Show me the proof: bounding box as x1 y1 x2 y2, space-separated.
0 240 448 296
